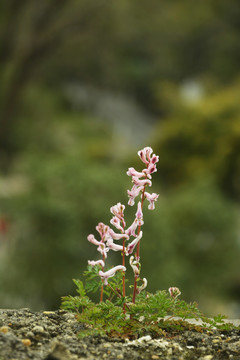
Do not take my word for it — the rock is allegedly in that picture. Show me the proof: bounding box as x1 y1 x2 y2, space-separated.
0 308 240 359
0 325 9 333
21 338 32 347
45 340 75 360
33 325 45 334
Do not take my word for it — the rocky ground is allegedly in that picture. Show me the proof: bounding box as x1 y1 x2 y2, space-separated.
0 308 240 360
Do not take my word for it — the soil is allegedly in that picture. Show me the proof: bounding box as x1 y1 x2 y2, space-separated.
0 308 240 360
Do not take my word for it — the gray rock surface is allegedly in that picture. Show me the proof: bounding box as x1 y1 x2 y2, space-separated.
0 308 240 359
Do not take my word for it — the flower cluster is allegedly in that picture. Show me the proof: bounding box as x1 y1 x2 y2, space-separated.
127 147 159 209
87 147 159 300
87 203 143 285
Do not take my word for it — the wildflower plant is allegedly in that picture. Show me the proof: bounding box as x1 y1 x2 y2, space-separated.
86 146 159 309
61 147 239 338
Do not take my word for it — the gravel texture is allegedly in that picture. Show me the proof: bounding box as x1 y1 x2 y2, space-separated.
0 308 240 359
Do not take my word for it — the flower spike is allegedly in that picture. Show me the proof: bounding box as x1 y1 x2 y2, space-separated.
86 146 159 305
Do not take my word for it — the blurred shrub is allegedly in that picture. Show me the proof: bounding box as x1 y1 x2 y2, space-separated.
0 87 130 309
148 80 240 312
142 179 239 306
153 80 240 201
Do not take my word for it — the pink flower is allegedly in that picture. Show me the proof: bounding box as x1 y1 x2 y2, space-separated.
151 154 159 164
145 192 159 210
87 234 109 258
106 238 124 252
138 147 153 165
142 169 153 179
110 203 125 220
135 201 144 226
108 228 129 241
96 223 109 241
97 243 109 258
110 216 124 232
126 231 143 256
110 203 126 228
88 260 105 268
127 167 145 178
99 265 126 285
138 147 159 167
129 256 140 276
132 176 152 187
127 185 144 206
87 234 101 247
144 163 157 176
125 219 138 237
127 147 159 207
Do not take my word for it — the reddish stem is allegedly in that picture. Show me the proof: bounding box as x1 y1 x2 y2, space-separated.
100 254 105 303
122 239 126 314
100 281 104 303
107 283 130 310
132 184 146 303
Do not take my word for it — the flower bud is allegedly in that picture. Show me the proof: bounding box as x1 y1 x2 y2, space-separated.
168 287 181 299
137 278 147 294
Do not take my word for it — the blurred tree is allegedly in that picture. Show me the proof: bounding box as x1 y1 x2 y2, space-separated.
153 80 240 201
0 0 109 165
1 0 240 165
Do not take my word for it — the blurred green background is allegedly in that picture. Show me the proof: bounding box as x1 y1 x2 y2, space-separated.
0 0 240 316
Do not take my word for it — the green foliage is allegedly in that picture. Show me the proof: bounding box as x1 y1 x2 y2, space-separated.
61 279 239 338
60 279 94 314
103 270 128 304
83 266 103 295
83 265 127 304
